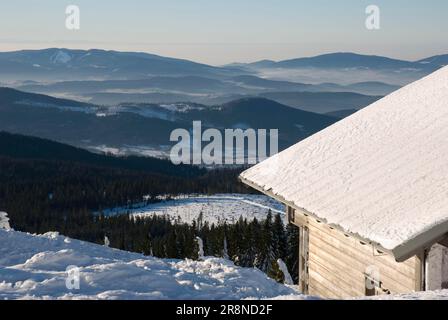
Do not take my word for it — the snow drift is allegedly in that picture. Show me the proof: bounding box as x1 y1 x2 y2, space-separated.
0 228 304 300
1 228 448 300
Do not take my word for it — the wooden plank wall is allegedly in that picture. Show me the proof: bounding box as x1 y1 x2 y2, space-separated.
291 208 423 299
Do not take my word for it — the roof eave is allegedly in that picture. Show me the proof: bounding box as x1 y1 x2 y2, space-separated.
240 174 448 262
392 222 448 262
239 175 396 257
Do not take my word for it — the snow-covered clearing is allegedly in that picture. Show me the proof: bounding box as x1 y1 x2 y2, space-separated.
88 144 171 159
0 229 304 300
100 194 286 225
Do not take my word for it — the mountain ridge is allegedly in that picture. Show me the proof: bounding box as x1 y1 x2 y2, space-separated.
236 52 446 70
0 48 239 81
0 87 340 151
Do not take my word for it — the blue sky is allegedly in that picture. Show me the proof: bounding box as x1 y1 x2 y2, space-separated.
1 0 447 65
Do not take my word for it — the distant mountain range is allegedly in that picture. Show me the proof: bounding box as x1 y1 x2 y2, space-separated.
257 91 380 113
236 52 447 71
16 75 385 109
230 52 447 86
0 48 443 157
0 87 339 153
3 49 440 112
2 49 445 81
417 54 448 66
0 48 238 81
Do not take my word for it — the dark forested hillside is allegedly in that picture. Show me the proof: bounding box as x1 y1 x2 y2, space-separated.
0 132 296 283
0 87 342 151
0 132 250 230
0 131 204 177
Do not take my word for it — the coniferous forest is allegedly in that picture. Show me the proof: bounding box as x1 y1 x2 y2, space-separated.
0 132 299 284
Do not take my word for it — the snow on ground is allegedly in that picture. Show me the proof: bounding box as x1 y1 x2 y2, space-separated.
358 290 448 300
0 229 304 300
100 194 286 225
270 291 448 300
158 103 205 113
50 50 72 64
2 228 448 300
87 144 171 159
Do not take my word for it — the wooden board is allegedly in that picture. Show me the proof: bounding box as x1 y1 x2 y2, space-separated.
290 207 422 298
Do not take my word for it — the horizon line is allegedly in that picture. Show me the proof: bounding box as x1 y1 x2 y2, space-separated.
0 46 444 67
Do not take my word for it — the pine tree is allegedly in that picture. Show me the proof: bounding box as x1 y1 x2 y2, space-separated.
272 213 287 260
223 235 229 260
250 218 263 268
165 229 178 258
286 224 300 284
264 213 288 281
259 211 275 274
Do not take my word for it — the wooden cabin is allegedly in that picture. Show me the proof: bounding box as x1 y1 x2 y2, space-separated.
240 66 448 298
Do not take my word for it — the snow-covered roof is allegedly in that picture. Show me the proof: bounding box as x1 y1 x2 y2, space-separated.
240 66 448 261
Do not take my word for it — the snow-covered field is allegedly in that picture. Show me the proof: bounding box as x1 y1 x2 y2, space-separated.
100 194 286 225
88 144 172 159
0 228 304 300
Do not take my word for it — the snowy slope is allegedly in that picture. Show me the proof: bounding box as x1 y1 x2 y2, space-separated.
101 194 286 225
0 229 303 300
273 290 448 300
2 229 448 300
361 290 448 300
241 66 448 259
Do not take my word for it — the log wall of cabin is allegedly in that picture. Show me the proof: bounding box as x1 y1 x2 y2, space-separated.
289 206 423 299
